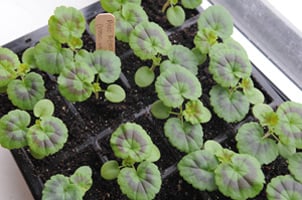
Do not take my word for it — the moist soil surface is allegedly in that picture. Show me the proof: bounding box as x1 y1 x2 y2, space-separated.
0 1 289 200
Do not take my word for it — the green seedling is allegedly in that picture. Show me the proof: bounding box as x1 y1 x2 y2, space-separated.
129 21 172 87
236 101 302 165
0 47 46 110
178 140 265 200
150 66 211 153
100 122 161 200
42 166 93 200
162 0 203 27
0 99 68 159
209 40 264 122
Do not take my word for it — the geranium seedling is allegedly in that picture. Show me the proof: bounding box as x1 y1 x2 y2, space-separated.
48 6 86 50
0 99 68 159
42 166 93 200
101 122 161 200
100 0 142 13
178 140 265 200
0 47 46 110
236 101 302 165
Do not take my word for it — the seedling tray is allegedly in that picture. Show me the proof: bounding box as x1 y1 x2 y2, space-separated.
1 1 289 199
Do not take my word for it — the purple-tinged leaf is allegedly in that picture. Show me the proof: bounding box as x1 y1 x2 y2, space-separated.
7 72 46 110
0 110 30 149
34 36 74 74
178 150 218 191
276 101 302 148
197 5 233 39
209 43 252 88
70 166 93 195
236 122 278 165
48 6 85 48
27 116 68 159
114 4 148 42
155 66 202 108
165 45 199 75
129 21 172 60
288 153 302 183
58 62 94 102
210 85 249 122
118 161 161 200
0 47 19 87
267 175 302 200
215 154 264 200
110 123 154 162
164 117 203 153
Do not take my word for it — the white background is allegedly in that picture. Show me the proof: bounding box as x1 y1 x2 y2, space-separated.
0 0 302 199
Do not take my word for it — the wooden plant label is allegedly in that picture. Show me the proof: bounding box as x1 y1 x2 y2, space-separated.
95 13 115 52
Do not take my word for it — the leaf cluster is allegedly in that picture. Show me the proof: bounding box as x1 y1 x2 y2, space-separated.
0 47 46 110
42 166 93 200
0 99 68 159
178 140 265 200
24 6 125 103
100 122 161 200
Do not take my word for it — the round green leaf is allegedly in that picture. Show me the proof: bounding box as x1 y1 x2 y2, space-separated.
48 6 85 47
178 150 218 191
104 84 126 103
22 47 38 69
288 153 302 183
92 50 122 84
236 122 278 165
276 101 302 148
129 21 172 60
27 116 68 159
145 144 161 162
183 100 212 124
215 154 265 200
118 161 161 200
209 43 252 88
253 103 279 127
58 62 94 102
210 85 249 122
0 47 19 87
7 72 46 110
166 45 199 75
70 166 93 195
34 99 55 118
203 140 223 155
267 175 302 200
155 66 202 108
101 160 120 180
182 0 202 9
135 66 155 87
150 100 171 119
164 117 203 153
166 6 185 27
197 5 233 39
0 110 30 149
34 36 74 74
114 4 148 42
110 123 153 162
278 141 296 158
42 175 82 200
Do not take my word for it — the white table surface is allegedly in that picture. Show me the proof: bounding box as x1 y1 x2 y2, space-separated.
1 1 302 199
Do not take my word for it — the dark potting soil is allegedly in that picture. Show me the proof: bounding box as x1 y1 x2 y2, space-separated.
0 2 289 200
